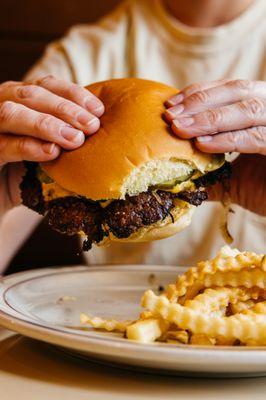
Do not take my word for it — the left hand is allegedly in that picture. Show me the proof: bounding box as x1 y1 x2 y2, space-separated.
164 79 266 155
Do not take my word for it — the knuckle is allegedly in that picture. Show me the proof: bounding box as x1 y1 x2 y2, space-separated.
36 74 54 86
249 127 266 153
55 100 72 117
190 90 210 104
34 114 56 133
228 79 252 92
16 137 30 157
66 85 80 99
184 83 202 97
0 101 17 124
224 132 238 152
232 130 243 146
204 109 222 126
240 98 265 122
17 84 40 99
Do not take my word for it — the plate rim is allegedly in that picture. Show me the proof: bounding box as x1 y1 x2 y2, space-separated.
1 265 266 372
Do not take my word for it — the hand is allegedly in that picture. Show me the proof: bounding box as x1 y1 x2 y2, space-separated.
164 79 266 215
165 79 266 155
0 76 104 217
208 154 266 216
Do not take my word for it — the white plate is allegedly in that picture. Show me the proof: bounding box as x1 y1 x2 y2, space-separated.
0 265 266 377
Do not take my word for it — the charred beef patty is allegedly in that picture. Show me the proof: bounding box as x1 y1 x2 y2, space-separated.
20 162 231 250
178 189 208 207
103 191 175 238
47 197 104 250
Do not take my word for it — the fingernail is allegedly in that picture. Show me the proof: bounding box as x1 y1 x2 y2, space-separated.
61 127 84 143
87 117 100 133
42 143 57 154
196 136 212 142
167 93 184 106
77 111 100 132
77 111 92 125
173 116 194 128
92 104 105 117
165 104 184 119
86 99 105 117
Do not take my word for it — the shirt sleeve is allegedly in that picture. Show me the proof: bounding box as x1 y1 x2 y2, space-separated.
25 41 75 82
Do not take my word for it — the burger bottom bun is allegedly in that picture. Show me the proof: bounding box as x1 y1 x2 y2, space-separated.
97 203 195 246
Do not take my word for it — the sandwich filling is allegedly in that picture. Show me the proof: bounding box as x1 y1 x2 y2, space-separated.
20 161 231 251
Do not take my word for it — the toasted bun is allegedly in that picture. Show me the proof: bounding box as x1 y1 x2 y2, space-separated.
101 203 195 244
41 78 222 200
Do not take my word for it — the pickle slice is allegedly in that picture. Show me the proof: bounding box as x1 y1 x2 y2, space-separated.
151 171 193 190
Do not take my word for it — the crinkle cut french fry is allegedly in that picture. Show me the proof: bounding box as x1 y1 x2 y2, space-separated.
80 246 266 347
215 336 237 346
168 269 266 302
142 290 266 345
80 313 132 332
163 330 189 344
184 287 249 315
231 300 256 314
190 334 216 346
166 246 265 302
126 318 169 343
242 301 266 315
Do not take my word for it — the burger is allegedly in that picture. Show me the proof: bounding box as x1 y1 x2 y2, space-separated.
20 78 230 251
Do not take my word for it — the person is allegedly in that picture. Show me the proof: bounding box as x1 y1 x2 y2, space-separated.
0 0 265 272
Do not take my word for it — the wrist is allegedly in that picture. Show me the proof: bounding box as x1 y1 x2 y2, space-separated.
0 164 24 220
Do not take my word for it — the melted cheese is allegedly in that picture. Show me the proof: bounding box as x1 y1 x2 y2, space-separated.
42 178 196 202
163 180 195 194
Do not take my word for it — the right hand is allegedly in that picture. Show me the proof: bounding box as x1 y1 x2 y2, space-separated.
208 154 266 216
0 76 104 218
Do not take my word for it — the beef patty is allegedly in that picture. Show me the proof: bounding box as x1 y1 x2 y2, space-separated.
20 162 231 250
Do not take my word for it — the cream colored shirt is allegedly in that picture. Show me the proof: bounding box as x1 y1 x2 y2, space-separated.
1 0 266 271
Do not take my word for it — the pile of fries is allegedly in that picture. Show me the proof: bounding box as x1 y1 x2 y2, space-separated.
81 246 266 346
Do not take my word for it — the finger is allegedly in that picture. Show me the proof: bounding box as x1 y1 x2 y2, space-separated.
33 75 104 117
195 126 266 155
0 101 85 150
165 79 231 107
171 98 266 138
0 81 100 135
0 134 60 165
165 80 266 119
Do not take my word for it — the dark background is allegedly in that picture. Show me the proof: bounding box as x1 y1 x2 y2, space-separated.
1 0 121 273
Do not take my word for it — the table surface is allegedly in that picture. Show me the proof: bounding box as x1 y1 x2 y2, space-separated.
1 328 266 400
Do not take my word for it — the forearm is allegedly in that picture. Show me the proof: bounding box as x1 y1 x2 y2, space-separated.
0 206 42 274
207 155 266 216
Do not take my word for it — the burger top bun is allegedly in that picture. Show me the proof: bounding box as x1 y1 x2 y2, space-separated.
41 78 220 201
